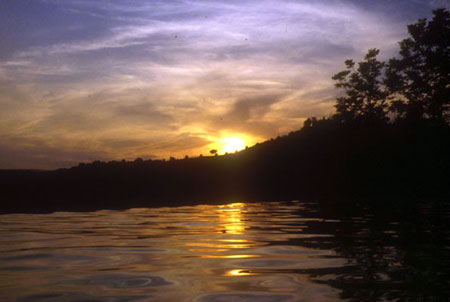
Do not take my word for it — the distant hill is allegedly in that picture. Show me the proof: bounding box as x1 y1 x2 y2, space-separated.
1 119 449 213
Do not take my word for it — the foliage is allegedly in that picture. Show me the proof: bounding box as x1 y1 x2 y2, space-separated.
333 9 450 124
385 9 450 122
332 49 388 124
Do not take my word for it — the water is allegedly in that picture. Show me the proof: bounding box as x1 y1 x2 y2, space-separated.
0 201 449 301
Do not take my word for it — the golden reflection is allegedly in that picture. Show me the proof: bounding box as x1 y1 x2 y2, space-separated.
188 249 228 253
218 203 246 235
201 254 260 259
226 269 256 276
218 239 256 249
219 239 249 243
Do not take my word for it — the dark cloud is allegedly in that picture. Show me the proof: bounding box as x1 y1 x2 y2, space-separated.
224 94 283 122
203 94 285 137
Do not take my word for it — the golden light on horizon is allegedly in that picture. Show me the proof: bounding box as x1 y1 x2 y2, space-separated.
197 132 254 158
221 137 246 154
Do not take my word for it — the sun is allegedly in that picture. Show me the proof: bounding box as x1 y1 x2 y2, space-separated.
221 137 246 153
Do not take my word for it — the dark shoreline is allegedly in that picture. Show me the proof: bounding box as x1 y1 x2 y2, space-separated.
2 121 449 214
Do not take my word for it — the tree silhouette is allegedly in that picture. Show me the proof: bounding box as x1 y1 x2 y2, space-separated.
385 8 450 123
332 49 389 124
303 117 318 128
331 9 449 125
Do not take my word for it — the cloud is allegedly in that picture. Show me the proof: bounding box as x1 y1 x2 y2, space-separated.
147 133 211 153
428 0 450 8
0 137 109 170
0 0 439 168
199 94 285 137
223 94 283 122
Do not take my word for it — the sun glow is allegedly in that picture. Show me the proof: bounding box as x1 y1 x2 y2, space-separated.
221 137 246 153
218 203 246 235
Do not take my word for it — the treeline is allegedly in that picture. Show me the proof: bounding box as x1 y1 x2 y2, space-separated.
0 9 449 213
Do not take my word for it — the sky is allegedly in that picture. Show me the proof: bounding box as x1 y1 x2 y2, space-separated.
0 0 448 169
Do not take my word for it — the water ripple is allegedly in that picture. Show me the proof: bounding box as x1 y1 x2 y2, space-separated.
1 201 448 301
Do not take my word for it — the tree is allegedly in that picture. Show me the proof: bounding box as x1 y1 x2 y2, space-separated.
332 49 389 124
303 117 318 128
385 9 450 123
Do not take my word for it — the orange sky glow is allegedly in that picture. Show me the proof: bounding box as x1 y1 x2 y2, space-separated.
0 0 445 169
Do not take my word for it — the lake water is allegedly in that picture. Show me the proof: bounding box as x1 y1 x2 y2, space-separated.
0 201 449 301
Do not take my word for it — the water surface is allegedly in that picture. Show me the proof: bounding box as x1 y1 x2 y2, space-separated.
0 201 449 301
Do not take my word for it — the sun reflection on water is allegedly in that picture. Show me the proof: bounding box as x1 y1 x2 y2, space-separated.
201 254 260 259
226 269 257 276
0 201 361 301
218 203 246 235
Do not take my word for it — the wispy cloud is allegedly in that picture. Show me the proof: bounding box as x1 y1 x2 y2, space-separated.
0 0 439 168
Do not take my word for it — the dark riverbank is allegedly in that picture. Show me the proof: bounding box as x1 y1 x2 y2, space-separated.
1 120 449 214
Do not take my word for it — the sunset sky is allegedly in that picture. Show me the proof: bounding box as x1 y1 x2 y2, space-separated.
0 0 447 169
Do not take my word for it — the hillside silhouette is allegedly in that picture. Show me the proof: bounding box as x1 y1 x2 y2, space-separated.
1 9 449 213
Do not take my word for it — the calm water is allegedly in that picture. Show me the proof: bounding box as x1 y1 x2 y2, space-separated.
0 201 449 302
